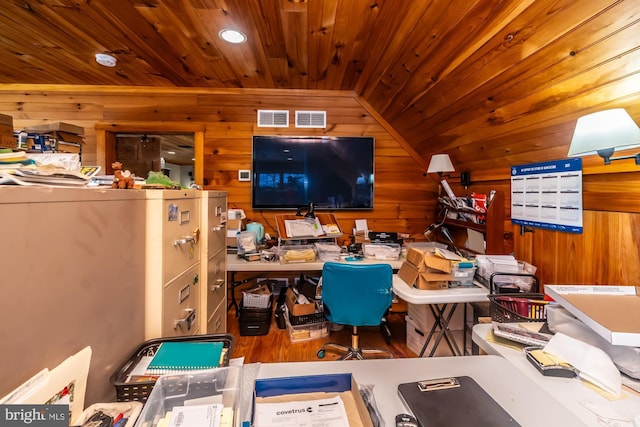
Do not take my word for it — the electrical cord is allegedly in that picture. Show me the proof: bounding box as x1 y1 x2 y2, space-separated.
423 207 449 240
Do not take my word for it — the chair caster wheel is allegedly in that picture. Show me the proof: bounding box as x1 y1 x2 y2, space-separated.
317 349 325 359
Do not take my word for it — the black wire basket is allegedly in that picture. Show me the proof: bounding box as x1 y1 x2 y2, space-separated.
110 334 234 403
488 273 546 323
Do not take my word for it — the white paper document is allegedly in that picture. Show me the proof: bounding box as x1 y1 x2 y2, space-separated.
284 218 323 237
544 333 622 397
168 403 224 427
355 219 368 232
254 395 349 427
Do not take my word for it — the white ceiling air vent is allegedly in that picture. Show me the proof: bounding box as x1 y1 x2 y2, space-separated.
257 110 289 127
295 111 327 128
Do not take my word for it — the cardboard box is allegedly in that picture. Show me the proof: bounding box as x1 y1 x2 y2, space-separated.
226 218 246 246
398 261 420 287
25 122 84 135
545 285 640 346
398 261 451 290
0 123 13 136
285 287 316 317
0 133 15 149
253 373 373 427
406 247 427 268
0 113 13 127
417 271 451 290
405 247 452 274
227 218 246 231
408 302 464 331
405 315 464 357
424 253 452 273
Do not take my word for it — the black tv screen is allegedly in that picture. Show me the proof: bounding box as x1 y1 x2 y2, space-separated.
252 135 374 210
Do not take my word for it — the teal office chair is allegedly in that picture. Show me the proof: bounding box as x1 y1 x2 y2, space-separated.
317 262 394 360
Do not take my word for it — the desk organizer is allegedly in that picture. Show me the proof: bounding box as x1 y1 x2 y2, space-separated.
110 334 234 403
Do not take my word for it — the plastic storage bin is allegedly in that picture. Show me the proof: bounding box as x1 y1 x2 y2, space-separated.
363 243 402 260
110 334 234 403
279 245 317 263
285 307 329 342
449 261 477 287
241 283 273 309
239 298 272 336
134 366 242 427
314 242 342 261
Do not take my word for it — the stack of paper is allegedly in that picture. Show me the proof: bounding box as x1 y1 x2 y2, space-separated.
284 218 323 238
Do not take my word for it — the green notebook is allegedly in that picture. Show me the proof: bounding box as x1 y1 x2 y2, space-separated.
145 341 224 374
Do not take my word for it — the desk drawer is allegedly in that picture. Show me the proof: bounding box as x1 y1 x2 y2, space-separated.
206 251 226 313
162 264 201 337
205 193 227 253
162 197 201 282
207 299 227 334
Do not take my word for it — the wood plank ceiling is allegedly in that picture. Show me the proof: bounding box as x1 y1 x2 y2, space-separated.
1 0 639 176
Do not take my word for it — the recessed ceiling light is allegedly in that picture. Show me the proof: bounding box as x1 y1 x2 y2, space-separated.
95 53 117 67
167 151 176 155
219 29 247 44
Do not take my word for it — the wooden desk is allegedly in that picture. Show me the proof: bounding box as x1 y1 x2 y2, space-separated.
254 355 585 426
393 275 489 357
473 323 640 426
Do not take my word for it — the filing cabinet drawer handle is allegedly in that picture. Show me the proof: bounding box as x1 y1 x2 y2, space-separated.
174 308 196 330
210 279 225 291
173 235 196 246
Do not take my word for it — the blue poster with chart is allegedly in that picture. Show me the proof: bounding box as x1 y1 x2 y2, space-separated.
511 158 583 233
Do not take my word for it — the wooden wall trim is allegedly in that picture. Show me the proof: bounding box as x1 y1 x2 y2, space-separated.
0 83 355 98
356 95 430 172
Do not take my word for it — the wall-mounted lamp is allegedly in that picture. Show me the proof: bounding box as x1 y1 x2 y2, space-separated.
426 154 472 187
568 108 640 165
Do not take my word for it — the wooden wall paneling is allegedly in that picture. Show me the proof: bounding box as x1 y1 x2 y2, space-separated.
583 172 640 213
402 0 625 143
4 85 640 288
379 0 540 124
525 211 640 287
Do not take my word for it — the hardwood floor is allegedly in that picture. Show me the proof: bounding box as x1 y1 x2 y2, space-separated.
226 305 417 363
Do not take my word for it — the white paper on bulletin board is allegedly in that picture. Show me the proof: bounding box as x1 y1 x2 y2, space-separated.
511 158 583 233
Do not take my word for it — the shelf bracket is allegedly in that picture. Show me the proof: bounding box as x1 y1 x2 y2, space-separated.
520 225 535 235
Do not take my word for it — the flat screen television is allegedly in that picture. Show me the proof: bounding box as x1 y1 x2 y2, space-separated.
252 135 374 210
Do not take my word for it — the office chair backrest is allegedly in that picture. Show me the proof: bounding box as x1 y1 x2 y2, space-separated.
321 262 393 327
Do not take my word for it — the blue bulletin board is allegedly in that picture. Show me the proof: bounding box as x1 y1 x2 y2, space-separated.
511 158 583 233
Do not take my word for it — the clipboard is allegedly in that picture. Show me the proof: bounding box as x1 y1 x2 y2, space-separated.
397 376 520 427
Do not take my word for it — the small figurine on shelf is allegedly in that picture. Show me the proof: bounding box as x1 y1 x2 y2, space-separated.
111 161 135 189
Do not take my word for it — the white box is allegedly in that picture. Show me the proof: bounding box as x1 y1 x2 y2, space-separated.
545 285 640 346
407 302 464 331
405 315 464 357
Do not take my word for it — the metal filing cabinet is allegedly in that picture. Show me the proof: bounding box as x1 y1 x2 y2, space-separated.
144 189 202 339
200 191 228 334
